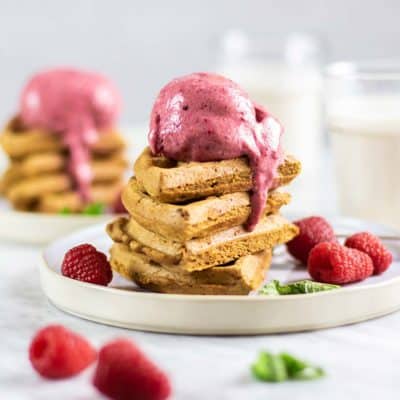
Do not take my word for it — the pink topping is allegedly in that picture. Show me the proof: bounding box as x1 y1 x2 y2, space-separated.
149 72 283 231
20 68 121 201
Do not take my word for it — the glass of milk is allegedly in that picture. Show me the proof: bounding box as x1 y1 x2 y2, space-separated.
326 61 400 227
216 30 326 213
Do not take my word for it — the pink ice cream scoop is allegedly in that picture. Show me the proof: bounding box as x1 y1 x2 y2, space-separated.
149 72 283 231
20 68 121 201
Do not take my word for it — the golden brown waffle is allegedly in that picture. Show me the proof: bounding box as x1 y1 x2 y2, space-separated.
38 180 123 212
107 141 300 293
0 117 127 212
134 147 301 203
3 162 125 209
110 242 271 295
0 117 125 159
7 174 72 205
2 154 126 191
122 177 291 241
107 214 298 272
7 179 122 212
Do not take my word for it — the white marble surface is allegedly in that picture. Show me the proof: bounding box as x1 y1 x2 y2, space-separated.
1 237 400 400
1 134 399 398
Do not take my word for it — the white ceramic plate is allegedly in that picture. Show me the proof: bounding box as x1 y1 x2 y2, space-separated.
0 199 120 244
40 217 400 335
0 125 147 244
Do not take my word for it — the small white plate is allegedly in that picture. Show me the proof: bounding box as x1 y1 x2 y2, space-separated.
0 199 119 244
40 217 400 335
0 125 147 244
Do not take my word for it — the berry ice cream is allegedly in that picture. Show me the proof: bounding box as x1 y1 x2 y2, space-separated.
148 72 283 230
20 68 121 201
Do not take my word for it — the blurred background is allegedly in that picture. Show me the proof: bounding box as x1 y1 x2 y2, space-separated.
1 0 399 122
1 0 400 224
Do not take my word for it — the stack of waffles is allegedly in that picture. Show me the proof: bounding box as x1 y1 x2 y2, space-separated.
0 117 127 212
107 148 301 295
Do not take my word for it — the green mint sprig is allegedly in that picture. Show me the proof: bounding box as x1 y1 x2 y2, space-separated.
59 207 72 215
82 202 105 215
251 352 287 382
58 202 106 216
279 353 325 380
259 280 340 296
251 351 325 383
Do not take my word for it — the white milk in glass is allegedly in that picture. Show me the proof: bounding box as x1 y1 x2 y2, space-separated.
329 95 400 227
220 62 324 212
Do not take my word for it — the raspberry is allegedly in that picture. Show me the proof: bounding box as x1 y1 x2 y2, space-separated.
308 242 374 284
286 216 336 264
93 339 171 400
29 325 96 379
62 244 112 286
345 232 393 275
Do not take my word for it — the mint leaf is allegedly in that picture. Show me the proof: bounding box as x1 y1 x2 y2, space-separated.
251 351 325 383
291 366 325 380
82 202 105 216
279 352 309 376
258 280 280 296
59 203 106 215
280 352 324 380
259 280 340 295
59 207 71 215
251 352 288 382
286 280 340 294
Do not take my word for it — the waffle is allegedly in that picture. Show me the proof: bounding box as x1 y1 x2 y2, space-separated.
108 134 300 294
0 117 127 212
122 178 291 241
134 147 301 203
38 181 124 213
2 154 126 190
0 117 125 159
110 242 272 295
107 214 298 272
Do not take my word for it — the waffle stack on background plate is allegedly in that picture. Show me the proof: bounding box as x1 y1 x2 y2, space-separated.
0 117 127 212
107 147 301 295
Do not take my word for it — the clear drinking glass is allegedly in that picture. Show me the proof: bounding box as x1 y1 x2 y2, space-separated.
326 61 400 227
216 30 326 213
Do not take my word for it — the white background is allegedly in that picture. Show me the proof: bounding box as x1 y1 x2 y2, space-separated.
0 0 400 124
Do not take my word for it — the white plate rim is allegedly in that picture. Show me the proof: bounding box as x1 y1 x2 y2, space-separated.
0 201 124 244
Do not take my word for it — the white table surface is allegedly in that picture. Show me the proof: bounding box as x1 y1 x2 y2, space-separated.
1 237 400 400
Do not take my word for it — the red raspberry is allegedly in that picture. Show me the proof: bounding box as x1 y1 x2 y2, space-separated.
308 242 374 284
345 232 393 275
61 244 112 286
29 325 96 379
286 216 336 264
93 339 171 400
